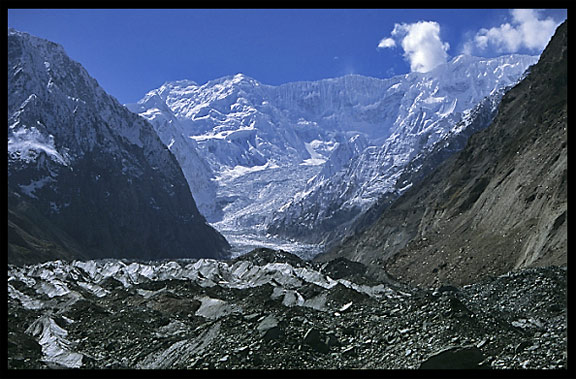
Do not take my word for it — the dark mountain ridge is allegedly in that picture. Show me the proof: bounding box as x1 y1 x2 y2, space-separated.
7 29 230 265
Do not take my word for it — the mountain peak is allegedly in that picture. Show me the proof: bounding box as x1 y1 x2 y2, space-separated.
232 72 252 81
208 72 261 88
161 79 198 89
8 28 67 58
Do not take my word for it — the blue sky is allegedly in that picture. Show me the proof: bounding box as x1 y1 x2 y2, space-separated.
8 8 567 104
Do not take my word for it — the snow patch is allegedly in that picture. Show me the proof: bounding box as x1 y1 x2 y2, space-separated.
301 140 328 166
19 176 56 199
8 126 70 166
8 284 44 310
217 160 279 182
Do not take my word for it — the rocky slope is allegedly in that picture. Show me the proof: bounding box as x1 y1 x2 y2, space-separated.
319 21 567 288
7 29 230 265
7 249 567 370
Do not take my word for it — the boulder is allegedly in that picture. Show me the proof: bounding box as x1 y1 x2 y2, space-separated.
257 314 283 341
302 327 330 354
419 345 486 369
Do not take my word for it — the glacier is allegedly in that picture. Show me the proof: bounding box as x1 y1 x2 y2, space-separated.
129 54 538 256
6 252 400 368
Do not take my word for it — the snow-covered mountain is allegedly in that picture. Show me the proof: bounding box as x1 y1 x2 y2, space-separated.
127 74 395 223
124 82 222 220
7 29 229 264
128 73 405 253
267 55 537 246
268 85 513 246
129 54 537 254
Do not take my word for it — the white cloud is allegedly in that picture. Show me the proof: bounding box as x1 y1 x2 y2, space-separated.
465 9 560 54
377 37 396 48
378 21 450 73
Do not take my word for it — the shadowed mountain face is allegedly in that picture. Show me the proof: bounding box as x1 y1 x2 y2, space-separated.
7 29 230 265
319 21 567 288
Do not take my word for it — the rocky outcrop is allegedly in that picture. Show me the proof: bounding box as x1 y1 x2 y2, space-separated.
319 21 567 288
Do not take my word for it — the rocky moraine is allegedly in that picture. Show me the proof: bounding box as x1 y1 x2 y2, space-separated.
8 249 567 370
